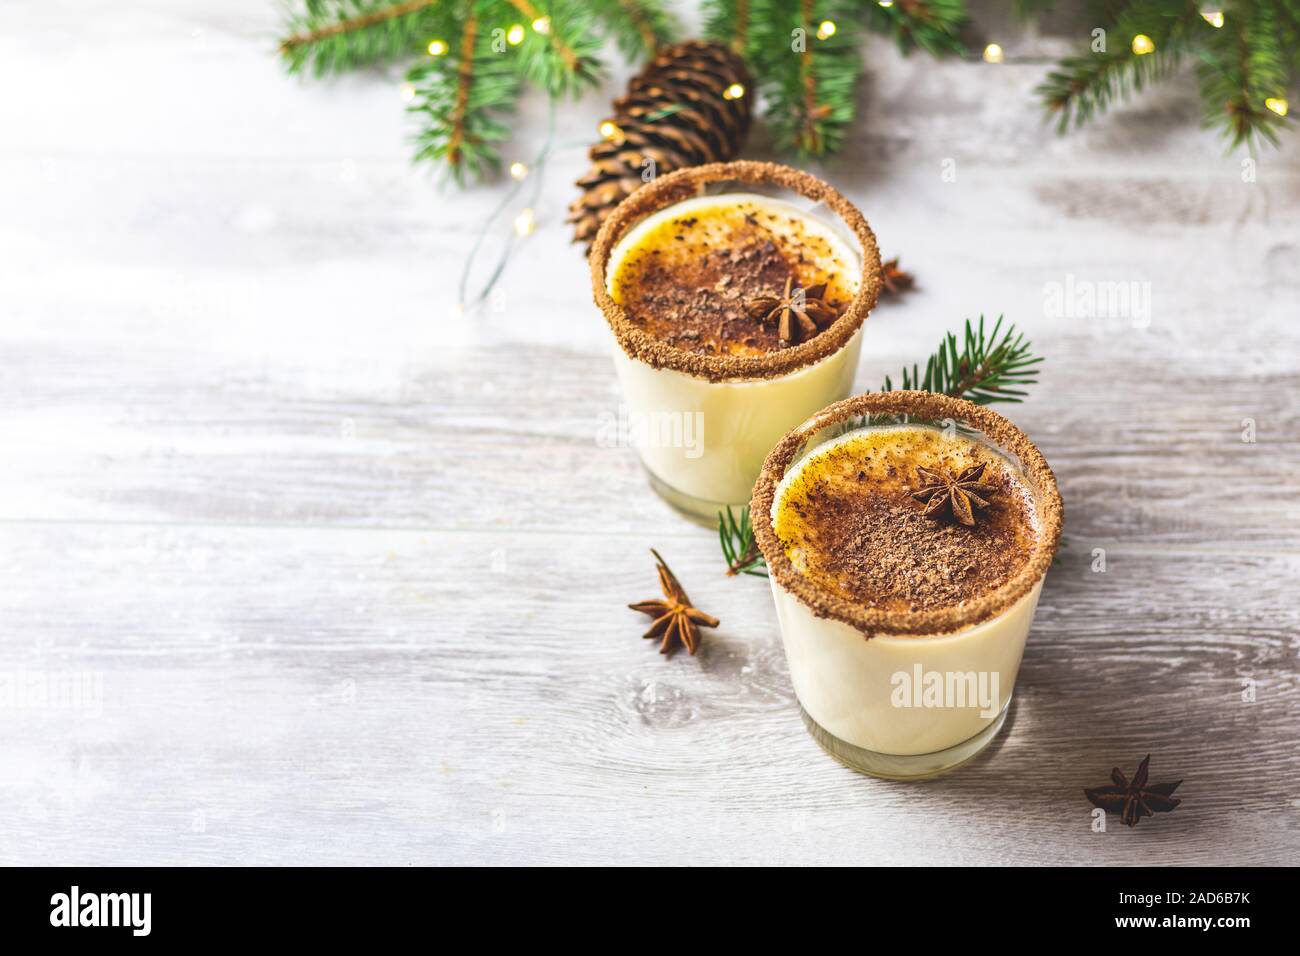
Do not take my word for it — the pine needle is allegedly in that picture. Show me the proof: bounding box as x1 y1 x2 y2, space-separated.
719 505 768 577
881 315 1041 405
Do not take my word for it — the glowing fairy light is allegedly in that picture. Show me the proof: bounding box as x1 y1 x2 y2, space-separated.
507 24 525 45
983 43 1004 64
531 17 551 35
509 161 528 180
513 208 535 237
723 83 745 100
1265 97 1288 117
816 21 836 40
1200 10 1224 28
1131 34 1155 55
427 39 448 56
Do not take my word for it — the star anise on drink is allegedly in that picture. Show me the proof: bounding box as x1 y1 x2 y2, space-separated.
911 462 999 527
1084 755 1183 827
881 256 916 298
628 549 720 657
746 276 838 346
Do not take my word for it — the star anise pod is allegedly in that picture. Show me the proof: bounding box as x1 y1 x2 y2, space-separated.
880 256 915 298
745 276 838 346
1084 755 1183 827
628 549 720 657
911 462 999 527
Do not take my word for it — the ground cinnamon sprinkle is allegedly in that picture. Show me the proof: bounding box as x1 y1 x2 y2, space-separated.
774 427 1039 613
590 161 883 384
612 201 853 356
751 391 1063 638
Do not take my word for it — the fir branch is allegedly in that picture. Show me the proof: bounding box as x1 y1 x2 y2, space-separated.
701 0 753 57
585 0 678 60
1037 1 1202 133
407 11 521 183
719 506 768 577
882 315 1041 405
865 0 967 57
881 316 1037 404
279 0 443 76
445 14 479 169
749 0 863 156
507 0 604 96
1197 0 1292 149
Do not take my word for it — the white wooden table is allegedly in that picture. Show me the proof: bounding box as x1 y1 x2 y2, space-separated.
2 2 1297 865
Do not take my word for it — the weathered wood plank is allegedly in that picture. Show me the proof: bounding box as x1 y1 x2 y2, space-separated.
1 524 1296 864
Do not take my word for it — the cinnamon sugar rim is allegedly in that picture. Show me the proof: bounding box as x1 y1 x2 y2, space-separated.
750 391 1063 638
589 161 883 383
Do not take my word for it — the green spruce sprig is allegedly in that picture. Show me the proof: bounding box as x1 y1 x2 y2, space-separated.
744 0 864 156
865 0 966 56
716 315 1041 576
281 0 972 178
701 0 967 158
1197 1 1293 148
278 0 635 181
1035 0 1296 150
508 0 605 98
881 315 1041 405
279 0 446 76
582 0 678 61
406 13 522 183
720 505 768 577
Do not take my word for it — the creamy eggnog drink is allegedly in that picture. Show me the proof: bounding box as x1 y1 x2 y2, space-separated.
590 162 882 523
751 391 1062 779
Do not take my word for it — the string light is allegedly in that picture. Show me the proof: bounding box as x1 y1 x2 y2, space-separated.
1200 9 1224 28
983 43 1004 64
513 208 535 237
723 83 745 100
427 39 448 56
878 1 894 7
399 82 416 102
599 120 624 142
509 161 528 180
1265 97 1289 117
507 24 525 45
531 16 551 34
816 20 837 40
1131 34 1155 55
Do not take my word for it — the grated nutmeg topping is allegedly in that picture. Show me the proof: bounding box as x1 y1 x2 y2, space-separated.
590 161 882 383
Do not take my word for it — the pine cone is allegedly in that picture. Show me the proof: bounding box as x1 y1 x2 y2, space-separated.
567 40 752 253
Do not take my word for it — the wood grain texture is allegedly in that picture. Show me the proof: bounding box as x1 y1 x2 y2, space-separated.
0 1 1297 865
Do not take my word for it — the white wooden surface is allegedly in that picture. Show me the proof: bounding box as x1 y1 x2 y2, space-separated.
2 2 1298 865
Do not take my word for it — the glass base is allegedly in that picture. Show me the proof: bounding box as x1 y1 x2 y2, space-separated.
643 466 747 529
799 701 1010 780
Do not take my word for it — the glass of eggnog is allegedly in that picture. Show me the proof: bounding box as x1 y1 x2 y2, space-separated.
590 161 882 524
750 391 1063 779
